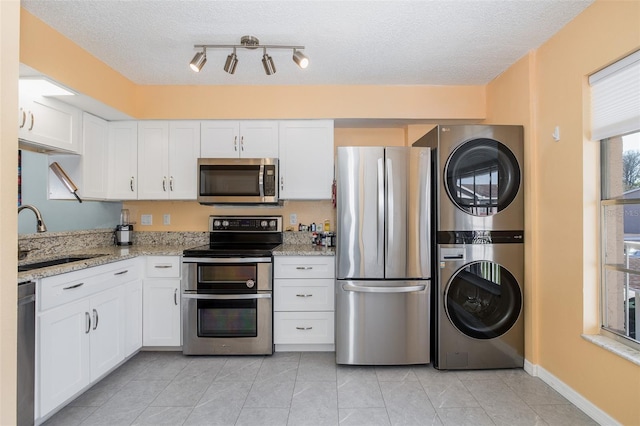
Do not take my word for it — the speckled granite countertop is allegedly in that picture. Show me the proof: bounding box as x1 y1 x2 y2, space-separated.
18 244 193 283
273 244 335 256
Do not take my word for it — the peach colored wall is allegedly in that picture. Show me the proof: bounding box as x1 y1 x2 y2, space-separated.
486 1 640 424
485 53 537 363
1 2 19 423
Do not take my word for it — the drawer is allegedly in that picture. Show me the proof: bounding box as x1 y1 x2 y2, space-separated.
145 256 181 278
274 256 335 279
39 259 140 311
274 311 335 344
274 278 334 311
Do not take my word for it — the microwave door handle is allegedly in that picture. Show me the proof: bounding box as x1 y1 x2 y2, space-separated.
259 164 265 197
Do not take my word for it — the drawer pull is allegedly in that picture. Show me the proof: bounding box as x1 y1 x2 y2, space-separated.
296 266 313 270
296 326 313 330
114 270 129 276
296 294 313 298
63 282 84 290
154 265 173 269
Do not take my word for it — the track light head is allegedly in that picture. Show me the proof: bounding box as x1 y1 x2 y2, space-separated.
262 49 276 75
224 48 238 74
293 49 309 69
189 50 207 72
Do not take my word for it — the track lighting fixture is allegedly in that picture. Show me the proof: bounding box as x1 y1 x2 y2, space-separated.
189 35 308 75
189 49 207 72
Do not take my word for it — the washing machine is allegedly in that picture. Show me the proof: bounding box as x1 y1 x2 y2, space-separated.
414 124 524 232
435 231 524 369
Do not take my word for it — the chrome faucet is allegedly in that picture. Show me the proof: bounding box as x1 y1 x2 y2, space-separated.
18 205 47 233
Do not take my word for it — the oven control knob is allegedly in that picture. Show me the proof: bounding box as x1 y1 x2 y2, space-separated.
246 279 255 288
260 220 268 227
213 220 221 228
269 220 276 228
222 220 229 227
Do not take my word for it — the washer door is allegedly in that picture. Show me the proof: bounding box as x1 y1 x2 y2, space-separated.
445 138 520 216
445 261 522 339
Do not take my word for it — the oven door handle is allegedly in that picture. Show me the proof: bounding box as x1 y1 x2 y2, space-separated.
182 257 272 264
182 293 272 300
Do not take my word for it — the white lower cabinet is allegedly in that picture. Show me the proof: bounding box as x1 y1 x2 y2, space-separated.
142 256 181 347
273 256 335 351
36 259 141 421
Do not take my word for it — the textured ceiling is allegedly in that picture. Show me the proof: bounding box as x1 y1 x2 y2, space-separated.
21 0 593 86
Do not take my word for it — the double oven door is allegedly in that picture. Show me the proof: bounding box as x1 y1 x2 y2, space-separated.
181 257 273 355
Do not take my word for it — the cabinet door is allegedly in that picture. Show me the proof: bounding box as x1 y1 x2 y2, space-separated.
279 120 334 199
82 113 109 199
138 121 170 199
124 280 143 357
108 121 138 200
143 279 181 346
38 299 91 417
18 93 81 153
201 120 240 158
168 121 200 199
238 120 279 158
89 286 125 381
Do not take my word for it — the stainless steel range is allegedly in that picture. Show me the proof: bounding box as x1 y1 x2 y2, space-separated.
182 215 283 355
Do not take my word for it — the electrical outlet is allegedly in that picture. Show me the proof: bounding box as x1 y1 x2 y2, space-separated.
141 214 152 225
163 214 171 225
290 213 298 225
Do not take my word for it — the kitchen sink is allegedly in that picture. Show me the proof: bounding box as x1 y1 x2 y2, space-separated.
18 255 105 272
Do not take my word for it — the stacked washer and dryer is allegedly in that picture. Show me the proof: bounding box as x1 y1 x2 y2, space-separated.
414 125 525 370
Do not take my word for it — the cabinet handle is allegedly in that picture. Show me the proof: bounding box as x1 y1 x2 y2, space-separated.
174 288 178 306
130 177 135 192
63 282 84 290
19 108 26 128
296 326 313 330
170 176 174 191
162 176 167 192
85 312 91 334
28 112 35 131
296 294 313 298
234 136 238 151
154 265 173 269
93 309 99 330
296 266 313 270
240 136 244 151
114 270 128 276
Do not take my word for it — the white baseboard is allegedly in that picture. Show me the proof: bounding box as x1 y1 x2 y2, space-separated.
524 359 620 426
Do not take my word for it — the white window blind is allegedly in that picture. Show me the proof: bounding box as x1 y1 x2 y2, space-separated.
589 50 640 141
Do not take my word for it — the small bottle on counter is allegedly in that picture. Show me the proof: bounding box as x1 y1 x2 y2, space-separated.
311 231 318 245
311 222 316 232
324 219 330 232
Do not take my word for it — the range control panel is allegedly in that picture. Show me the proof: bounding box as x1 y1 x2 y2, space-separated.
209 216 283 232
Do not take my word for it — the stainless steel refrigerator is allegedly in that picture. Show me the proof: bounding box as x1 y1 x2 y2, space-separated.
336 146 431 365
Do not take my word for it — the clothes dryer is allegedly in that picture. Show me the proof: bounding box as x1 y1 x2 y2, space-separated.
414 124 524 232
434 231 524 369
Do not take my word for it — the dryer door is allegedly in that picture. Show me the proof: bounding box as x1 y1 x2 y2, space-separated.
445 261 522 339
444 138 520 217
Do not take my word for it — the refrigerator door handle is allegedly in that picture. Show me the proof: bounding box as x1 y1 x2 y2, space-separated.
377 157 385 267
341 283 426 293
386 157 394 264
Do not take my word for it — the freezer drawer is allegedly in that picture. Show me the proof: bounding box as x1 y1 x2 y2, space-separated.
335 279 430 365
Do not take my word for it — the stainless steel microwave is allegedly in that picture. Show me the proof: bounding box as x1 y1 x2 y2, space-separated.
197 158 279 204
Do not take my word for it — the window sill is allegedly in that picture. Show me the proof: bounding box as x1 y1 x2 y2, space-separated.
582 334 640 366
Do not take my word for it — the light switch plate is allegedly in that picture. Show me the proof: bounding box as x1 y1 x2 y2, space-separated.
141 214 152 225
163 214 170 225
290 213 298 225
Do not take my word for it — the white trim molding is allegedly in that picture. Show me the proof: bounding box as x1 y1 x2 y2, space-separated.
524 358 621 426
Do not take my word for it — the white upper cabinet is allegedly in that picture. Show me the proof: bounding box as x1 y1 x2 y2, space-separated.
137 121 200 200
81 113 109 199
278 120 334 199
201 120 278 159
108 121 138 200
18 92 81 153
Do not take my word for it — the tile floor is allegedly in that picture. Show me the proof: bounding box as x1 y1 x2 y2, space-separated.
43 351 598 426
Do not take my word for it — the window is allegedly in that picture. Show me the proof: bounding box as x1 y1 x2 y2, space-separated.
596 50 640 350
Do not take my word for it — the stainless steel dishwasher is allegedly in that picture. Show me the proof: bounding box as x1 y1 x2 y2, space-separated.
17 281 35 426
